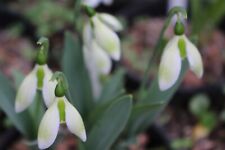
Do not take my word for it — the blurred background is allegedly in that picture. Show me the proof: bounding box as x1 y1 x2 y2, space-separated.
0 0 225 149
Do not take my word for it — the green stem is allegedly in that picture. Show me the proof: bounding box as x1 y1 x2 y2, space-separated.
138 7 187 98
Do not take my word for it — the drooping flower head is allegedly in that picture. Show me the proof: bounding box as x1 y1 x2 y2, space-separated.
82 5 123 97
158 13 203 91
83 5 122 65
15 37 57 112
38 72 86 149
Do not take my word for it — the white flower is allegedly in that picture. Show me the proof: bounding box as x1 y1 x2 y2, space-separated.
83 13 122 63
83 41 112 75
38 96 86 149
91 15 121 60
15 65 57 112
83 0 113 8
158 35 203 91
82 13 122 97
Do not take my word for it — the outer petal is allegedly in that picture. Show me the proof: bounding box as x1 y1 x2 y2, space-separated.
184 36 203 78
92 16 121 60
98 13 123 32
158 36 182 91
64 98 86 142
42 65 57 107
38 101 60 149
83 22 93 45
92 41 112 74
83 46 102 98
15 68 37 113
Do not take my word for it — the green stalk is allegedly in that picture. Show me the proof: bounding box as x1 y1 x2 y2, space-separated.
138 7 187 98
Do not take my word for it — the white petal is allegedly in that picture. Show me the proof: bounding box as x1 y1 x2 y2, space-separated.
158 36 182 91
98 13 123 32
92 16 121 60
184 36 203 78
83 46 103 98
83 0 101 8
83 22 93 45
38 101 60 149
92 41 112 74
15 68 37 113
64 98 86 142
42 65 57 107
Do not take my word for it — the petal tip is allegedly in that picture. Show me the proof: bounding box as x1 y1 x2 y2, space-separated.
15 103 24 113
159 80 171 91
80 130 87 142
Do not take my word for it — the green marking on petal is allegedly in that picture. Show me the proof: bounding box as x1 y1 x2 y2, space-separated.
36 67 45 89
178 38 186 59
57 99 65 123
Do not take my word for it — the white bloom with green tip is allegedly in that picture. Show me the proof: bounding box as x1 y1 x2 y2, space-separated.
38 96 86 149
158 35 203 91
84 41 112 75
92 15 121 60
82 12 122 97
15 65 57 112
98 13 123 32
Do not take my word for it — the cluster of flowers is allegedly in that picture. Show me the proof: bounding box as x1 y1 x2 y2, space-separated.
14 1 204 149
14 2 124 149
15 38 86 149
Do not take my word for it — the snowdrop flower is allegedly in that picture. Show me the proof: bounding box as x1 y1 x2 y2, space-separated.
38 72 86 149
83 0 113 8
83 7 122 72
158 21 203 91
15 37 57 112
82 6 122 97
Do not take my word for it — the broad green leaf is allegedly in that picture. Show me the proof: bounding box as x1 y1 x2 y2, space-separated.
129 60 188 134
0 72 36 139
61 31 93 116
98 69 125 103
87 93 125 130
85 95 132 150
128 102 164 124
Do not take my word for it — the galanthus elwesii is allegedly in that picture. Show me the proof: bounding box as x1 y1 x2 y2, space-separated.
158 21 203 91
83 0 113 8
82 6 123 97
38 72 86 149
83 11 123 63
15 37 57 113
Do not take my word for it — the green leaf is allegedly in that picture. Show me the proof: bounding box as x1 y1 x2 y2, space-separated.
87 93 125 129
98 69 125 103
0 72 36 139
61 31 93 116
129 60 188 134
129 102 164 124
85 95 133 150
